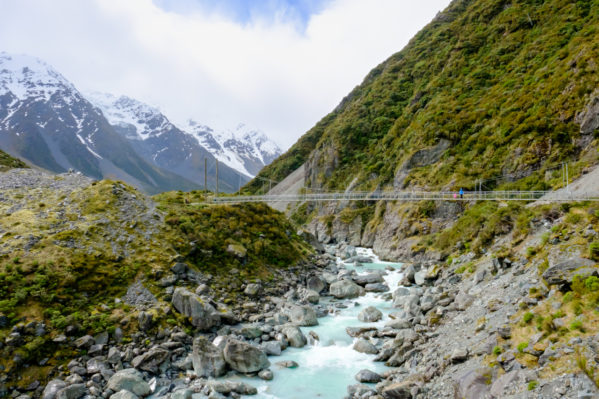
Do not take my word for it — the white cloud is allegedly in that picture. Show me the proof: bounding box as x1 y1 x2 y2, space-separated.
0 0 451 148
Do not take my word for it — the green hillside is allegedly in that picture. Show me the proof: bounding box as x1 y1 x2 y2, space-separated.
0 150 27 171
247 0 599 193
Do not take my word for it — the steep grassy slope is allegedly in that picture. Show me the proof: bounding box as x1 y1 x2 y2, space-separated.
0 172 309 387
0 150 27 171
248 0 599 193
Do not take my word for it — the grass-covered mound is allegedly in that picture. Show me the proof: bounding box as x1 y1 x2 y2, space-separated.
0 150 27 171
155 190 310 276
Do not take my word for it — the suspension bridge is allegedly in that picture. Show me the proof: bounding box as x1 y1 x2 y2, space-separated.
200 161 599 204
208 189 599 204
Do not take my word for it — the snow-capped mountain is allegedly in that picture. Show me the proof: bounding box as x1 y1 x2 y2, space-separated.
0 52 226 193
0 52 280 192
182 121 282 178
85 91 249 190
86 92 282 179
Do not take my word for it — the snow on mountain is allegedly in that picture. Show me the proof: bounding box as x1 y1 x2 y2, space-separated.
84 91 171 141
181 120 282 178
0 52 76 102
86 92 281 178
0 52 201 193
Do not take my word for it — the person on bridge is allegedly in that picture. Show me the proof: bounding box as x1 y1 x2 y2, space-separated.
459 188 464 199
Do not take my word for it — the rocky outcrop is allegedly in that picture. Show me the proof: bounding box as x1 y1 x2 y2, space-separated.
171 288 221 331
542 257 597 287
576 88 599 135
393 139 451 189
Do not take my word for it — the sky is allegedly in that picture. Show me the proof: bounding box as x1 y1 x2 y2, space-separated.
0 0 451 149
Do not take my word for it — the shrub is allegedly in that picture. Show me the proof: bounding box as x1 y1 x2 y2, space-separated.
517 342 529 353
523 312 534 324
528 381 538 391
493 346 502 355
570 320 584 332
590 242 599 260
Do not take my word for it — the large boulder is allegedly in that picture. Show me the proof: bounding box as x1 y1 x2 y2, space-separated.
353 339 378 354
42 380 67 399
284 304 318 326
453 367 492 399
358 306 382 322
107 369 151 397
110 391 139 399
171 288 221 331
542 257 597 286
56 384 85 399
353 273 384 286
355 369 381 383
298 288 320 304
131 347 170 374
307 275 326 293
282 325 307 348
223 339 270 373
192 336 226 378
329 280 365 299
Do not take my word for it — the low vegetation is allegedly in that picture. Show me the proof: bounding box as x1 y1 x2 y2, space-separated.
0 180 310 387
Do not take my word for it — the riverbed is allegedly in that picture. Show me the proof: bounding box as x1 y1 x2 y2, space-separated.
235 248 403 398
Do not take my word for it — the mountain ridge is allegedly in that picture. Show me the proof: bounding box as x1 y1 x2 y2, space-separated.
0 53 281 193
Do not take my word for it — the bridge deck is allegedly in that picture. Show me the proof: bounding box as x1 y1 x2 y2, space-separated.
208 190 599 204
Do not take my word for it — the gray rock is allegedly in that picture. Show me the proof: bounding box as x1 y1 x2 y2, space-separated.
207 380 257 396
329 280 365 299
364 283 389 292
106 369 151 397
131 347 170 374
355 369 381 383
56 384 86 399
244 283 260 296
223 339 270 373
453 367 492 399
358 306 383 322
451 348 469 363
171 389 192 399
261 341 282 356
86 357 110 374
353 273 384 286
455 290 474 311
298 288 320 304
107 347 121 364
282 326 307 348
258 369 273 381
109 390 139 399
414 270 427 286
381 380 416 399
576 88 599 135
74 335 94 349
490 370 522 397
227 244 247 258
284 304 318 326
307 276 326 293
275 360 299 368
137 312 153 331
353 339 378 354
42 380 67 399
192 337 226 378
542 257 596 286
171 288 221 331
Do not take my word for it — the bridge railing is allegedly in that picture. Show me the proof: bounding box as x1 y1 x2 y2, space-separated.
208 190 599 204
